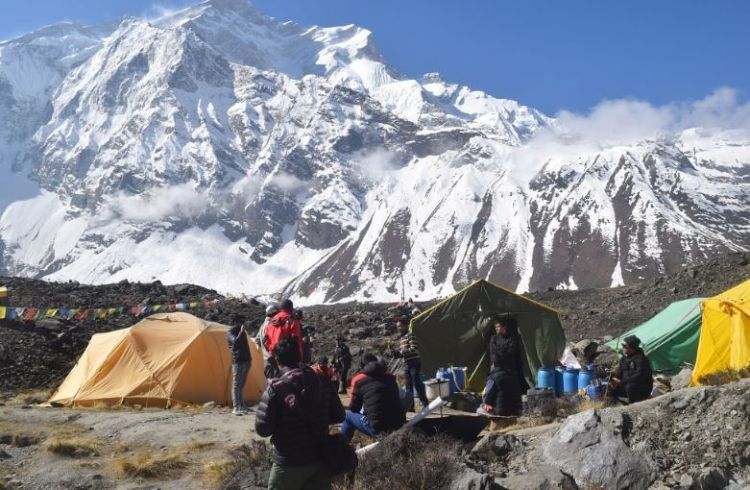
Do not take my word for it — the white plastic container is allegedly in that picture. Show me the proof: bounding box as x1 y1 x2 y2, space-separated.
424 378 450 401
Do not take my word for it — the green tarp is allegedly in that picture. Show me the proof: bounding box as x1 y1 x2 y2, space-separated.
606 298 703 373
410 280 566 391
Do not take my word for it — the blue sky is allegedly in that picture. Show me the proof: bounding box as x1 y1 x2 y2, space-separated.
1 0 748 114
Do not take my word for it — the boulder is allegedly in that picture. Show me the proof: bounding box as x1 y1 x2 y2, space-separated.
470 433 518 462
670 368 693 391
696 467 728 490
497 464 578 490
450 468 500 490
573 339 599 364
542 409 655 489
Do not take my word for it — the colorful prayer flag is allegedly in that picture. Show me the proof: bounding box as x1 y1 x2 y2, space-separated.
0 306 5 319
24 308 38 321
75 309 91 321
46 308 58 319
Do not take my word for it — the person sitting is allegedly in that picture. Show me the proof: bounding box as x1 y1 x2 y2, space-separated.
255 337 345 490
341 354 405 441
312 356 335 381
609 335 653 404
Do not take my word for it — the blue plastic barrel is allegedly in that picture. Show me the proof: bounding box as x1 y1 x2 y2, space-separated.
450 367 466 393
555 366 565 395
536 367 556 392
577 366 595 390
562 368 579 394
436 367 465 393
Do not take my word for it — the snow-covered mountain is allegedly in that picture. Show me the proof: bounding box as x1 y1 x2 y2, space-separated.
1 0 748 304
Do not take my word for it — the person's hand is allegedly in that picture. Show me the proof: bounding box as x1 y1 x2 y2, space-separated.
610 377 621 387
482 404 493 413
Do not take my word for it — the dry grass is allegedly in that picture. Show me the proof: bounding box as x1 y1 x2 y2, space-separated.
334 429 460 490
4 389 53 407
575 399 606 412
44 436 102 457
117 450 189 479
497 415 555 433
0 422 43 447
698 363 750 386
186 440 215 451
202 441 271 488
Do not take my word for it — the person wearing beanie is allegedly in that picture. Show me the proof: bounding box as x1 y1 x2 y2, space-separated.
610 335 653 404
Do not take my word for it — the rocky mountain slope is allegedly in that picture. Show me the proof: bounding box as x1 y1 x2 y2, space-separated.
0 0 749 304
2 251 748 394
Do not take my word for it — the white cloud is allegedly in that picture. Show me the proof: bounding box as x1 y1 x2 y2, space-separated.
506 87 750 185
352 148 399 183
269 172 307 192
98 183 210 223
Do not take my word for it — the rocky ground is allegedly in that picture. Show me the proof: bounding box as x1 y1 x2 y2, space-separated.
2 252 750 395
469 378 750 489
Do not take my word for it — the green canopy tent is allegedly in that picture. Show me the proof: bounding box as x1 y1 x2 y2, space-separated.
606 298 703 373
410 280 566 392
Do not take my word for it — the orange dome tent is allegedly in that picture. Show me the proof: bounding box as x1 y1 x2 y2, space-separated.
49 312 265 408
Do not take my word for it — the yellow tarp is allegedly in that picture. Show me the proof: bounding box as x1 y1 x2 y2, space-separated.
691 279 750 385
49 312 265 408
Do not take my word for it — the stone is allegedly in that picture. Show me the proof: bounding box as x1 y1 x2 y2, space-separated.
542 409 656 489
678 473 694 489
0 449 11 460
573 339 599 364
497 464 578 490
449 468 500 490
696 467 728 490
470 433 518 462
347 326 371 339
202 401 217 408
670 368 693 391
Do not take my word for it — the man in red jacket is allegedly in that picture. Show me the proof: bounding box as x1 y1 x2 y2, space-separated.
263 299 303 378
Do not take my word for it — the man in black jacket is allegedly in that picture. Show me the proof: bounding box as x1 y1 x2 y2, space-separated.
255 337 345 490
397 318 429 410
610 335 653 404
226 314 251 416
341 353 405 441
332 335 352 394
480 317 523 416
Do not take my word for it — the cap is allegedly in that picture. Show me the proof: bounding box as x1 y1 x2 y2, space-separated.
621 335 641 349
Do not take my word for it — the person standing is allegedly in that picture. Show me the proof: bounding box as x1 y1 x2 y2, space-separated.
256 303 279 361
256 338 346 490
263 299 303 379
610 335 653 404
396 318 429 410
332 335 352 394
226 314 252 416
480 316 523 416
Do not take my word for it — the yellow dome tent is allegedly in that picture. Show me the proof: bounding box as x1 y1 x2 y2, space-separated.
49 312 265 408
691 279 750 385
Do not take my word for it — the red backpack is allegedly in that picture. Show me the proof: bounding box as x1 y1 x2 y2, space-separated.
264 310 303 357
